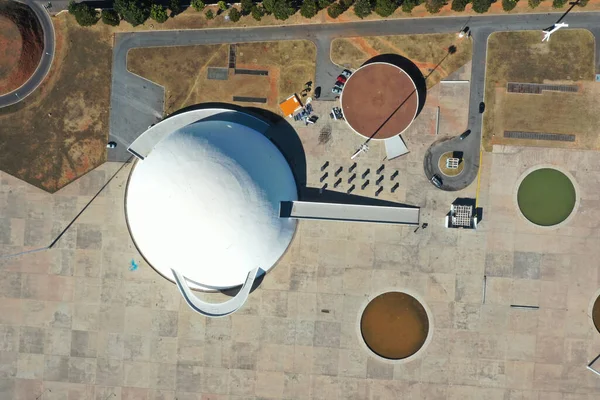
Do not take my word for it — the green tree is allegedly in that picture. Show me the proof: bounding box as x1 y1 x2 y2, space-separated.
150 3 168 22
169 0 181 15
327 2 344 16
451 0 468 10
552 0 566 7
68 1 99 26
528 0 541 6
300 0 318 17
114 0 150 26
502 0 517 9
270 0 295 19
425 0 445 12
218 0 228 10
374 0 397 16
401 0 419 12
340 0 354 8
191 0 205 11
241 0 253 14
353 0 372 17
251 4 266 18
471 0 490 12
263 0 275 12
101 9 120 25
205 8 214 18
229 6 241 20
318 0 333 7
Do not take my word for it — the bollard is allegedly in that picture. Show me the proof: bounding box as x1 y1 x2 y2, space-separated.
361 180 369 190
377 164 385 174
319 183 328 194
348 174 356 184
391 182 399 193
376 175 384 185
375 187 383 197
347 184 355 194
321 161 329 172
335 166 343 177
391 171 399 181
349 162 357 173
362 169 370 179
334 178 342 188
320 172 328 183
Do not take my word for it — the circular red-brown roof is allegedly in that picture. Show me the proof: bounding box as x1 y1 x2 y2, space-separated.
340 62 418 140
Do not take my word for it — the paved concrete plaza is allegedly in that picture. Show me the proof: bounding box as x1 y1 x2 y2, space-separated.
2 78 600 399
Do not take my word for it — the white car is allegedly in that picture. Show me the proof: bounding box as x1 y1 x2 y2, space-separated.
341 69 352 79
332 83 343 95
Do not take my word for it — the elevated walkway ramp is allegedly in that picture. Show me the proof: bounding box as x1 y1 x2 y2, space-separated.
280 201 419 225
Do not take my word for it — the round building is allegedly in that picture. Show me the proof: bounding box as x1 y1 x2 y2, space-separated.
340 62 419 140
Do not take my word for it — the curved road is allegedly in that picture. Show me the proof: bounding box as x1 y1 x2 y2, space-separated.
0 0 55 108
109 12 600 187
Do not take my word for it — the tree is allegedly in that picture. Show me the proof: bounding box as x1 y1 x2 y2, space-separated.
353 0 372 17
114 0 150 26
263 0 275 12
169 0 181 15
229 6 241 20
241 0 253 14
318 0 333 7
300 0 318 17
191 0 205 11
101 9 120 25
425 0 445 12
401 0 419 12
150 3 168 22
375 0 397 16
527 0 541 6
327 2 344 16
471 0 490 12
205 8 214 18
251 4 265 19
451 0 469 10
68 1 99 26
270 0 295 19
340 0 354 9
552 0 566 7
501 0 517 9
218 1 228 10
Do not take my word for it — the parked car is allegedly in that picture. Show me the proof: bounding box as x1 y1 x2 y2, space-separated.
332 83 343 95
336 75 347 84
459 129 471 140
314 86 321 99
341 69 352 79
431 174 443 188
479 102 485 113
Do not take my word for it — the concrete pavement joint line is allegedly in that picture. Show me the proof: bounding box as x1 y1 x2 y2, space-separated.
0 0 55 108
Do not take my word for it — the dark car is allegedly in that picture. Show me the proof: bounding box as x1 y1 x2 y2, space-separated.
479 102 485 113
314 87 321 99
431 174 443 188
459 129 471 140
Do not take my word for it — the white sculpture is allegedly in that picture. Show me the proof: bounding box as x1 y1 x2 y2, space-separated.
542 23 568 42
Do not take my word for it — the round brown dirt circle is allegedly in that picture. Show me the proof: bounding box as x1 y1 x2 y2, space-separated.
0 3 44 95
593 295 600 334
360 292 429 360
340 62 418 140
438 151 465 177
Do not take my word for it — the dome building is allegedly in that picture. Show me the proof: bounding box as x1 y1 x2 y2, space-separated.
340 62 419 140
125 108 298 317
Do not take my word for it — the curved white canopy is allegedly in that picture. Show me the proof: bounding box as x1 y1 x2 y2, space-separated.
126 118 298 289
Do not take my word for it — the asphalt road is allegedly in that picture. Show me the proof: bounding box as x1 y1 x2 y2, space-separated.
109 11 600 188
0 0 54 108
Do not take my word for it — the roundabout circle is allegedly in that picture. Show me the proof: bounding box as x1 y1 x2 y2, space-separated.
438 151 464 177
358 291 431 363
516 167 577 227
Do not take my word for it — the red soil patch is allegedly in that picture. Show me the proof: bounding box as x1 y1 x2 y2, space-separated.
0 2 43 95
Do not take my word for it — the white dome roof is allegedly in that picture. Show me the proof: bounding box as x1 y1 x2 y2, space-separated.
125 119 298 289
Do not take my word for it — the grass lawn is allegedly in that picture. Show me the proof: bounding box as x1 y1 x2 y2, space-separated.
128 41 316 116
483 29 596 152
331 34 472 88
0 14 112 192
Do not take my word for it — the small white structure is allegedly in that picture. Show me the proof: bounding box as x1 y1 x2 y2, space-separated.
446 157 460 170
542 23 568 42
445 201 478 229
